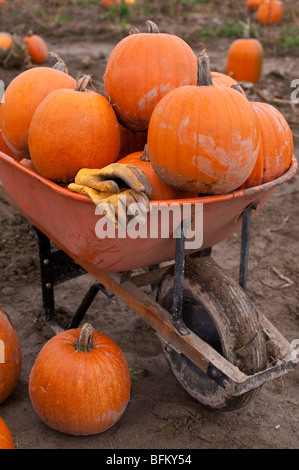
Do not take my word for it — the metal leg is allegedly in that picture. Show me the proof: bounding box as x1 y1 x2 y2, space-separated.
239 208 252 292
172 226 189 336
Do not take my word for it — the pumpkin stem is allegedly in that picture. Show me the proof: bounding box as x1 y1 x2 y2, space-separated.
231 82 244 94
49 51 68 73
197 50 214 87
146 20 160 33
141 143 150 162
75 74 92 92
75 323 94 352
129 27 141 35
242 19 251 39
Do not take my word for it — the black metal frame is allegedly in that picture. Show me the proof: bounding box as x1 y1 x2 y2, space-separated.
30 205 254 332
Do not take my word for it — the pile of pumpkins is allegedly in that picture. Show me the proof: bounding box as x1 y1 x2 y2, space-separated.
0 19 293 200
0 31 48 68
0 306 131 447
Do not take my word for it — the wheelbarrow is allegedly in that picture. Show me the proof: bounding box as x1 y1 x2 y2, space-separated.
0 137 298 411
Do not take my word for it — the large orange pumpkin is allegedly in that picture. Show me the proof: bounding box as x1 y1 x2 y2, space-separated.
29 323 131 436
104 20 197 132
147 51 260 194
0 307 22 404
28 75 120 182
240 102 293 188
24 33 48 65
226 23 263 83
0 32 13 62
0 57 76 159
0 417 14 449
118 146 197 200
257 0 283 24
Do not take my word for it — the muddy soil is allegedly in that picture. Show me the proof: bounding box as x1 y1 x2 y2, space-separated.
0 1 298 450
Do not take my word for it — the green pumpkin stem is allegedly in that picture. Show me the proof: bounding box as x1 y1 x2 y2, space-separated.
197 50 214 87
141 143 150 162
75 323 94 352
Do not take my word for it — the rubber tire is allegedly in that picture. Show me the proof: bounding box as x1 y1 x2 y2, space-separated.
157 256 268 411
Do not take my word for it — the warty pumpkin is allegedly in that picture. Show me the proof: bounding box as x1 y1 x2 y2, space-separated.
104 20 197 132
147 51 260 194
28 75 120 182
0 307 22 404
226 22 263 83
0 417 14 449
0 55 76 159
24 32 48 65
118 145 197 200
240 102 293 188
29 323 131 436
257 0 283 24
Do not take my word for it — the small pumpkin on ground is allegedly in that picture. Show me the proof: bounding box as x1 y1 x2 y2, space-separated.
240 102 293 188
28 75 120 182
147 51 260 195
0 417 14 449
29 323 131 436
246 0 263 10
257 0 283 24
104 20 198 132
0 307 22 405
226 21 263 83
24 32 48 65
0 54 76 159
0 32 13 62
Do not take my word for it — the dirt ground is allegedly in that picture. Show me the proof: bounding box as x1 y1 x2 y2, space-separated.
0 1 298 450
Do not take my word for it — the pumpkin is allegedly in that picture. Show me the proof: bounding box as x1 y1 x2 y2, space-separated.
0 307 22 404
101 0 121 8
211 71 246 96
147 51 260 194
104 20 197 132
0 56 76 159
0 130 23 161
240 102 293 188
0 417 14 449
118 145 197 200
117 124 148 160
257 0 283 24
29 323 131 436
24 33 48 65
0 32 13 62
28 75 120 182
226 23 263 83
246 0 263 10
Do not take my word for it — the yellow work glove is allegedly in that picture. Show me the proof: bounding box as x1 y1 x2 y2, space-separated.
68 163 152 228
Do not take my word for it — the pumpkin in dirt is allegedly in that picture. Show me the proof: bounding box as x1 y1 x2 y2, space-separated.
147 51 260 195
0 307 22 404
104 20 197 132
246 0 263 10
0 32 13 62
101 0 121 8
118 146 198 200
0 417 14 449
28 75 120 183
117 124 148 160
226 23 263 83
257 0 283 24
29 323 131 436
0 56 76 159
24 33 48 65
240 102 293 188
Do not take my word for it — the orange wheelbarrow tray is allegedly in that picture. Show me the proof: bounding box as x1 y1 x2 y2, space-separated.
0 143 298 411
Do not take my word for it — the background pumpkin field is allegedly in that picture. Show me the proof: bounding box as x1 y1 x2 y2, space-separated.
0 0 298 449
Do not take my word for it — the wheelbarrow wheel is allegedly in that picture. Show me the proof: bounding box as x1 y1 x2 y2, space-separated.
157 256 268 411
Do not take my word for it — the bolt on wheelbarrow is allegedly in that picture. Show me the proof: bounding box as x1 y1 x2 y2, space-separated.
0 145 298 411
